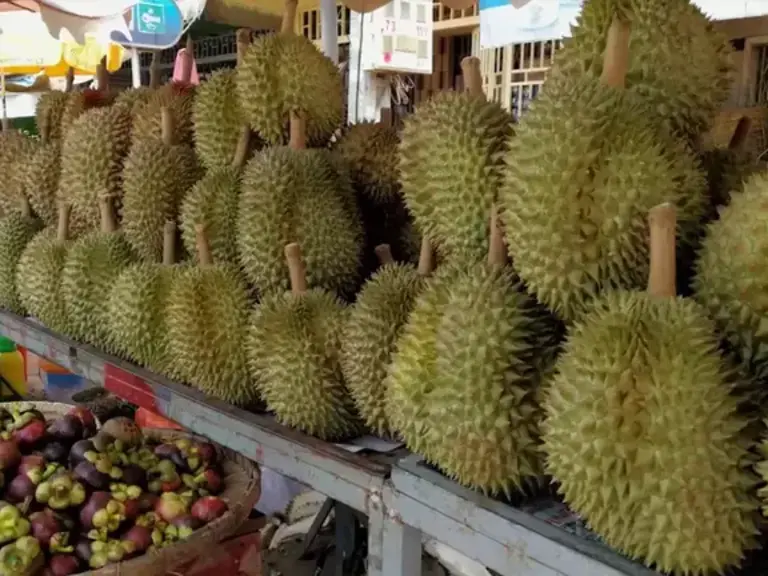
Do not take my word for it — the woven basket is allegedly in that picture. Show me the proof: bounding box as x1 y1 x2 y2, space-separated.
0 401 98 424
0 403 261 576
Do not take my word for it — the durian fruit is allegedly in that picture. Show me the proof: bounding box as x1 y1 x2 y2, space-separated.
122 107 200 262
108 221 182 374
35 91 69 143
237 112 363 297
22 111 62 227
333 122 400 204
58 104 133 232
550 0 733 141
694 170 768 381
0 197 43 314
501 16 705 322
166 225 256 407
386 207 561 494
237 0 343 147
16 203 72 333
399 57 512 264
61 196 134 350
0 130 36 216
340 240 433 437
59 64 115 137
543 203 759 574
248 243 360 440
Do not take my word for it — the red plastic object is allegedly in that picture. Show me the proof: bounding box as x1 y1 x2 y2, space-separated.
176 532 262 576
104 363 158 412
135 407 183 430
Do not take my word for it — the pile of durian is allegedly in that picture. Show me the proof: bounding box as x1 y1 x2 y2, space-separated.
5 0 768 573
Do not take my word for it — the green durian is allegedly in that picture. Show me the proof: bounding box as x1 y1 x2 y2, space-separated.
113 86 155 117
694 170 768 381
131 82 196 145
0 198 43 314
21 124 61 227
551 0 732 141
107 221 183 374
237 114 363 297
399 57 512 264
248 243 359 440
340 242 431 437
58 105 133 232
333 122 400 204
59 87 115 138
61 197 134 350
542 203 759 576
16 204 72 333
35 91 69 143
122 107 200 262
501 17 705 322
166 225 256 407
237 8 343 148
0 131 36 216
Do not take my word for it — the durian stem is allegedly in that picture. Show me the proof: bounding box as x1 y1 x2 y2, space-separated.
1 117 8 132
417 237 434 276
149 52 160 89
289 111 307 149
65 67 74 93
646 203 677 298
236 29 251 67
96 58 109 92
195 224 214 267
179 36 194 84
374 244 395 265
231 126 251 169
487 204 506 267
160 107 175 147
100 196 118 234
40 109 51 145
57 203 71 244
600 16 631 89
284 243 308 295
19 196 31 219
460 57 483 97
163 221 177 265
281 0 298 34
729 116 751 151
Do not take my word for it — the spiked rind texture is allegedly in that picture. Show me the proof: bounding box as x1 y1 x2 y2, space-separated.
333 122 401 204
107 263 182 375
59 90 115 137
237 33 343 147
113 87 155 118
694 172 768 381
166 264 256 407
501 76 704 322
22 140 61 227
248 289 359 440
60 231 134 350
551 0 733 140
542 291 758 575
193 69 245 170
341 264 425 437
399 92 512 264
121 141 200 262
35 92 69 142
131 83 196 144
180 167 241 265
0 213 43 314
58 106 133 232
237 147 363 297
16 230 70 334
0 132 36 216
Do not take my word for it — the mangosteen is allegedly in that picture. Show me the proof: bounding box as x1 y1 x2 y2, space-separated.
74 539 92 563
0 440 21 471
153 444 180 460
47 416 83 443
18 454 45 477
66 407 97 439
7 473 36 503
68 440 94 467
90 431 115 453
29 510 62 548
73 462 110 491
47 554 81 576
42 442 69 465
79 492 112 530
14 420 47 452
121 465 147 489
122 525 151 554
19 408 46 423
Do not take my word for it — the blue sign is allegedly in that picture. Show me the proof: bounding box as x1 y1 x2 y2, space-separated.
111 0 183 50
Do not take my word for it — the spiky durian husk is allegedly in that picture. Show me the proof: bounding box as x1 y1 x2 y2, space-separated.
131 83 196 144
121 142 200 262
180 167 241 265
501 75 705 322
237 148 363 297
0 212 43 314
60 232 134 349
237 33 343 147
341 264 425 437
16 230 70 333
694 171 768 381
551 0 732 140
542 291 758 575
58 106 133 232
333 122 400 204
248 289 359 439
21 141 61 227
59 89 115 137
166 264 256 407
35 92 69 142
0 132 36 216
193 69 245 170
107 262 182 374
114 87 155 117
399 92 512 264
